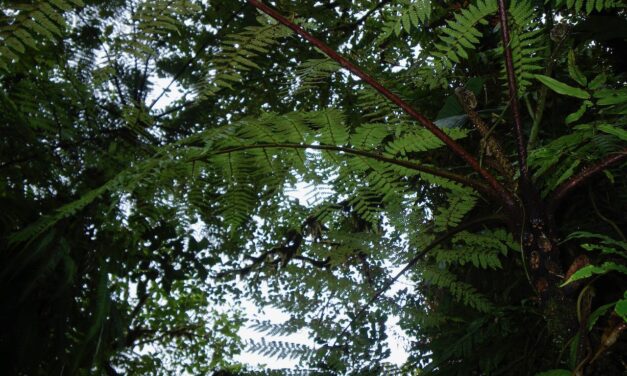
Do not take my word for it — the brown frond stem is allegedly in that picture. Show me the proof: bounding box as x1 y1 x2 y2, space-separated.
201 143 494 197
548 149 627 216
247 0 516 211
331 214 508 347
497 0 528 185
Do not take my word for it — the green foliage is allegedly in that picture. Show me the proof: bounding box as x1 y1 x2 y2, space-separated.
376 0 431 44
561 232 627 327
1 0 626 375
420 266 495 312
552 0 624 14
501 0 546 97
435 0 497 65
196 16 294 99
247 338 315 361
563 261 627 284
0 0 84 70
535 74 591 99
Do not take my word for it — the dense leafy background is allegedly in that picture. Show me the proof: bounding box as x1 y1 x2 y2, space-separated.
0 0 625 375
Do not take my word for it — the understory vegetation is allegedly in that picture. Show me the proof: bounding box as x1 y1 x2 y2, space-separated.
0 0 626 375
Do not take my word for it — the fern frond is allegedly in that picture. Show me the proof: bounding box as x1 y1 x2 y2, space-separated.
529 121 626 196
0 0 83 70
350 123 392 150
376 0 431 44
421 266 495 312
434 189 478 232
434 230 515 270
344 157 406 211
415 0 497 89
289 58 341 96
246 338 315 361
385 128 468 157
306 109 349 146
195 16 293 99
356 87 407 123
436 0 497 65
249 320 301 337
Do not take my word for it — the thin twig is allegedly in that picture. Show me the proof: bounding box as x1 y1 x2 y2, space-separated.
247 0 516 211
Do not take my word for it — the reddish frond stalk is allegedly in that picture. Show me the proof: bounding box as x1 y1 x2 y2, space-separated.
247 0 517 211
548 149 627 215
497 0 529 184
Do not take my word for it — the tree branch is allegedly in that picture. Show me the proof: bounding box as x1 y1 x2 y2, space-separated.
247 0 516 211
202 143 494 197
548 149 627 215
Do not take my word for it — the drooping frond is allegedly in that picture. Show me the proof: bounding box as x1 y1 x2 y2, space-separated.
433 189 478 232
249 320 302 337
